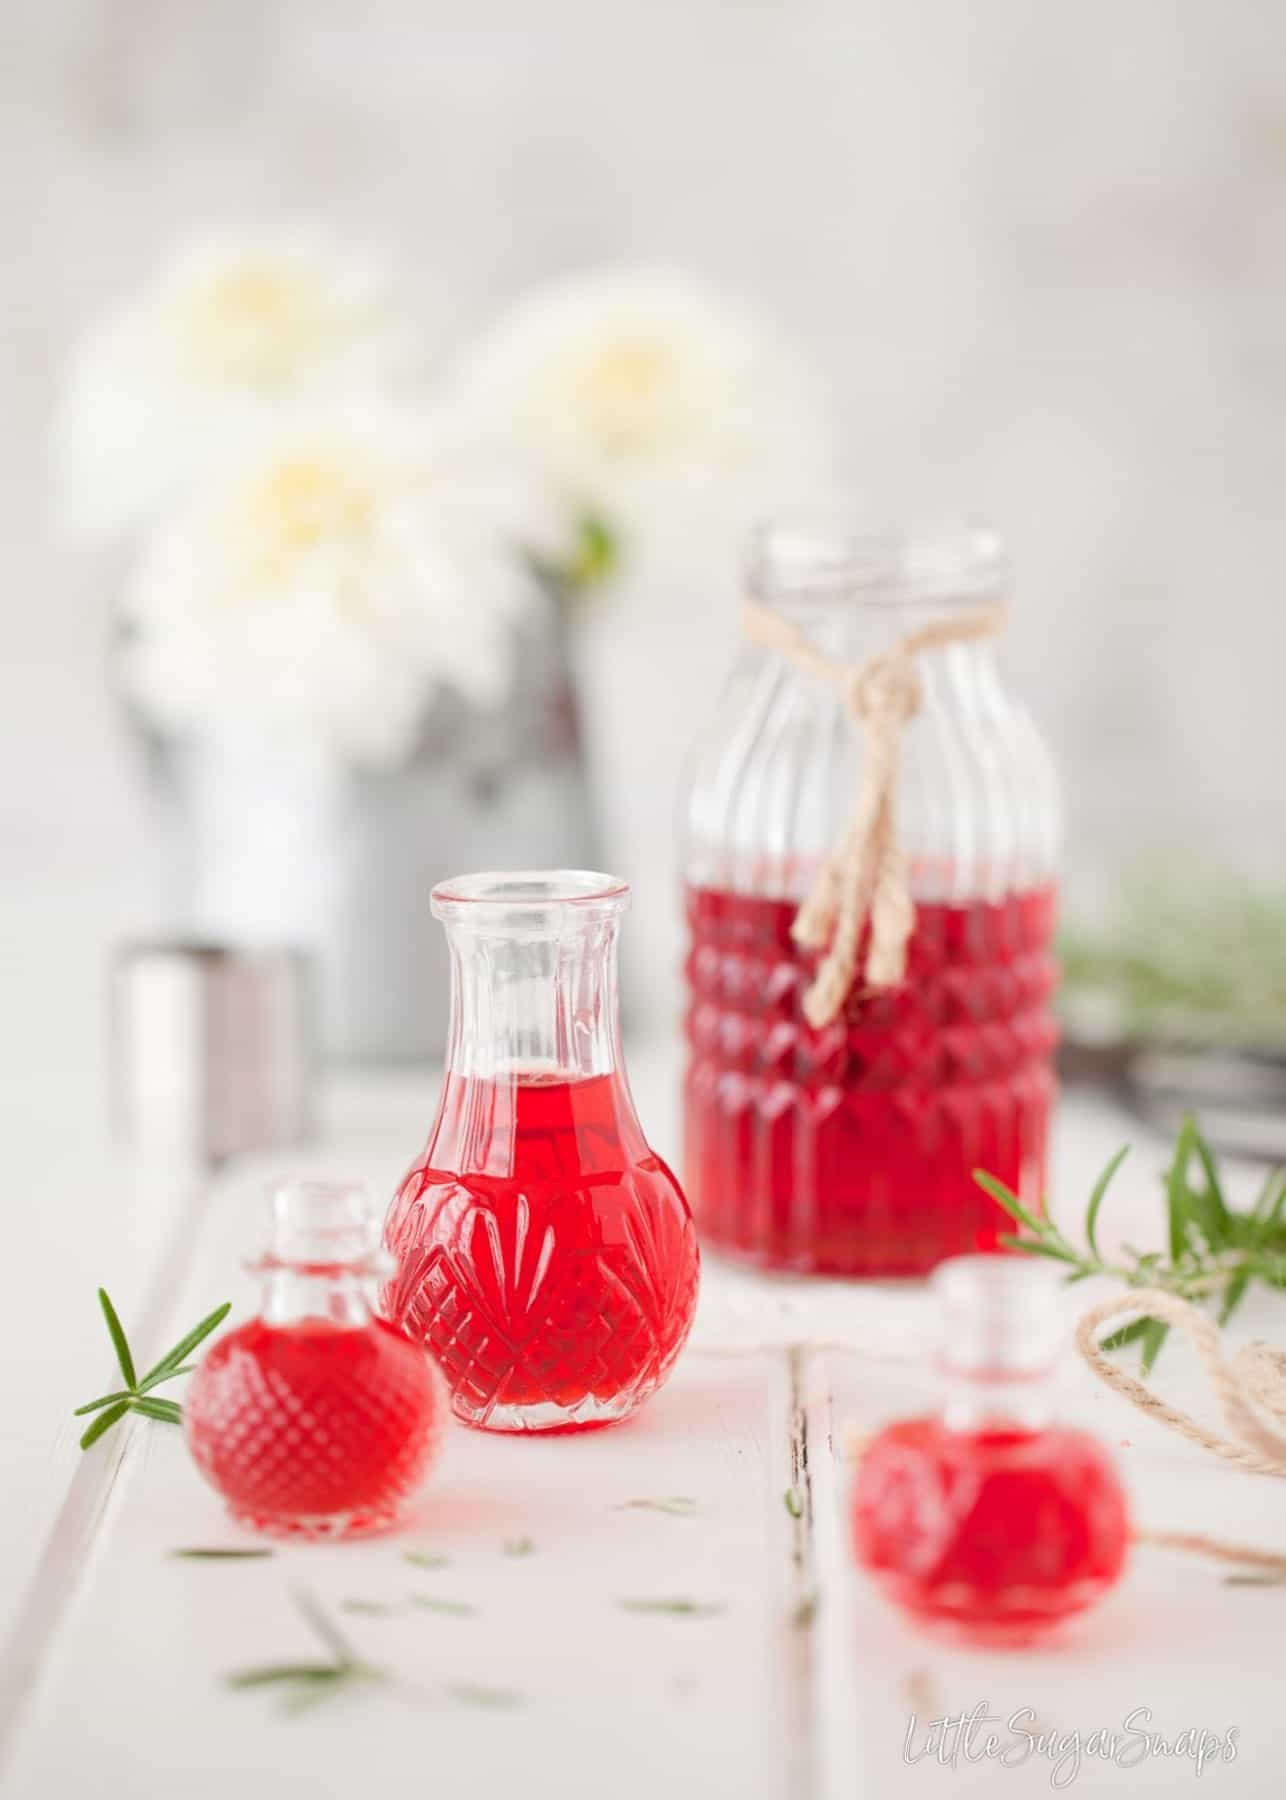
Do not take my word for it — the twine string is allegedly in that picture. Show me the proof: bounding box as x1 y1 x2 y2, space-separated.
742 597 1006 1027
1075 1287 1286 1477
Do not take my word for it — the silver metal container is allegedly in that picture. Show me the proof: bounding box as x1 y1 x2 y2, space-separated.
111 943 313 1164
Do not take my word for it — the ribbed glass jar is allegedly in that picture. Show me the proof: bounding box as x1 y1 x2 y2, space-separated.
680 518 1060 1275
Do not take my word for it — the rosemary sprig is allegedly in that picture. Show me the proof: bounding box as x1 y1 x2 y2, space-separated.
225 1590 387 1714
975 1116 1286 1371
74 1291 231 1449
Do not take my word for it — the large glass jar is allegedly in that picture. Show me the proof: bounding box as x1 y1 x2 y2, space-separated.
680 518 1059 1276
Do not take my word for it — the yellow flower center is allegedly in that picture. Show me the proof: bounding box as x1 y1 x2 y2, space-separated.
188 266 325 385
247 454 375 584
575 339 681 456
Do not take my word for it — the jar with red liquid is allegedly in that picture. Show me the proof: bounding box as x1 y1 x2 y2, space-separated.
185 1180 445 1539
383 871 700 1433
852 1256 1129 1643
681 517 1059 1275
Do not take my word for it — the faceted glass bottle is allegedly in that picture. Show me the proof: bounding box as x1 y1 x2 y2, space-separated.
852 1256 1129 1644
185 1181 445 1539
681 518 1060 1275
383 871 701 1433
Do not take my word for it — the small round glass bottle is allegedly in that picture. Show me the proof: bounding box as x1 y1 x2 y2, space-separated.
852 1256 1129 1643
185 1180 445 1539
383 870 701 1433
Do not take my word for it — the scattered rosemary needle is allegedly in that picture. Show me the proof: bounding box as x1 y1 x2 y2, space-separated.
74 1289 231 1450
447 1681 523 1709
225 1590 387 1714
503 1537 536 1557
974 1115 1286 1371
341 1599 399 1617
617 1598 724 1617
172 1548 274 1561
403 1550 450 1570
1222 1571 1286 1587
409 1595 476 1617
783 1487 804 1519
615 1497 700 1517
792 1591 819 1629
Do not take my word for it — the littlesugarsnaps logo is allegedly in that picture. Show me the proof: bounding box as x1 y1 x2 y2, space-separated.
903 1704 1239 1788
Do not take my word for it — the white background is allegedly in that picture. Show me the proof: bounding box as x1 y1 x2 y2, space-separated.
2 0 1285 1084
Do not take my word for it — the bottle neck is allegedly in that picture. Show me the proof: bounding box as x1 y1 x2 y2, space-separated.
442 913 626 1083
938 1367 1058 1434
259 1265 375 1328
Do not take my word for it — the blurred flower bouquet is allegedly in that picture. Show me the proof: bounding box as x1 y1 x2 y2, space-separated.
55 230 829 1055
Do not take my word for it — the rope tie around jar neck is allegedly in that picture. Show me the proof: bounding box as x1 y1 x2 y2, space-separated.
741 595 1008 1027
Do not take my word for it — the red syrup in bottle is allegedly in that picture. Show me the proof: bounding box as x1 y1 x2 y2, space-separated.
851 1257 1129 1644
384 1069 699 1433
185 1182 444 1540
683 882 1059 1275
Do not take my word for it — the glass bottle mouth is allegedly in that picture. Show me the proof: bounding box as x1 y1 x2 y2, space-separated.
252 1178 391 1276
431 870 630 930
748 511 1007 612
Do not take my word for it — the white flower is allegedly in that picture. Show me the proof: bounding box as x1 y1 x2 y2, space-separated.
119 413 543 767
54 229 428 535
448 267 831 580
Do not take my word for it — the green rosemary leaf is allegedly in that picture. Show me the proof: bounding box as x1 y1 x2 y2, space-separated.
225 1664 341 1688
1166 1119 1198 1264
1219 1270 1252 1327
1139 1319 1171 1375
1222 1571 1286 1587
997 1234 1078 1264
503 1537 535 1557
617 1598 725 1617
340 1599 397 1617
1253 1167 1286 1228
78 1398 131 1451
1084 1145 1130 1259
403 1550 450 1570
1189 1121 1233 1244
1101 1318 1154 1353
137 1363 197 1394
140 1302 231 1387
97 1289 137 1389
973 1172 1045 1238
130 1396 182 1425
408 1595 476 1617
172 1548 274 1560
447 1680 523 1708
783 1487 804 1519
73 1389 134 1417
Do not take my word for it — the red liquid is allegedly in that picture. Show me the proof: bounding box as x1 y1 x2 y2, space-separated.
683 884 1059 1274
852 1418 1129 1642
184 1317 444 1539
383 1072 700 1432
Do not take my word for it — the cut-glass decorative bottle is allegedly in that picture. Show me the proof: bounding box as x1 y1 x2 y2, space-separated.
383 871 700 1433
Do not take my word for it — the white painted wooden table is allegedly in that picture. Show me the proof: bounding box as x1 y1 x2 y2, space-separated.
2 1045 1281 1798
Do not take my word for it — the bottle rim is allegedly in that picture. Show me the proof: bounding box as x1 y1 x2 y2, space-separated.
431 869 630 922
748 510 1007 610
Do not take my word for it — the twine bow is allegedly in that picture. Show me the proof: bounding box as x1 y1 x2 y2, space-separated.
742 597 1007 1028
